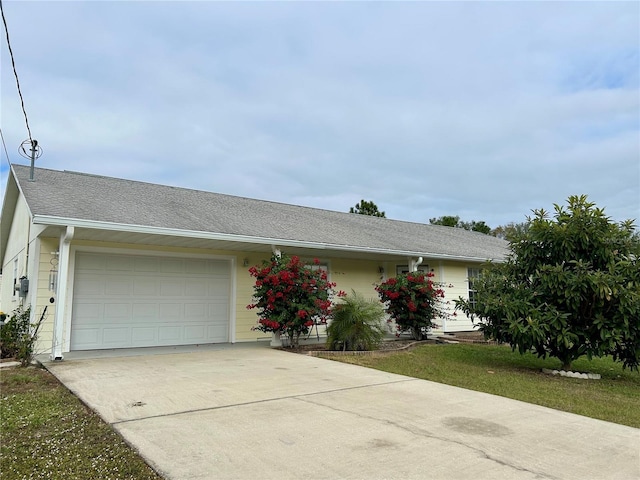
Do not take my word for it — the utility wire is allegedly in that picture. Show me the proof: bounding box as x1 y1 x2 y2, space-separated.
1 0 33 144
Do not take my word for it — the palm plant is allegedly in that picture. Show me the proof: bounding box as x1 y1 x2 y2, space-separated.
326 290 386 351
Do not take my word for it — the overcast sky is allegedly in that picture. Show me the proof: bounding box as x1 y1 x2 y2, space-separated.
1 1 638 229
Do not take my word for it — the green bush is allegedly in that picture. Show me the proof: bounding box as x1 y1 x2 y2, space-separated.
326 290 386 351
456 195 640 371
0 306 41 366
376 272 448 340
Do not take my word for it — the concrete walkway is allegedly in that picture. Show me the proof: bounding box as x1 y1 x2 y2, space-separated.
43 345 639 480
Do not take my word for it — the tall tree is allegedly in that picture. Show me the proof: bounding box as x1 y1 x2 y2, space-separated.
491 221 530 241
430 216 491 234
460 220 492 235
429 215 460 227
349 200 386 217
456 195 640 371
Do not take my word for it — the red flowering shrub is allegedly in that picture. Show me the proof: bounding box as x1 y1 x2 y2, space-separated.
376 272 448 340
247 254 339 347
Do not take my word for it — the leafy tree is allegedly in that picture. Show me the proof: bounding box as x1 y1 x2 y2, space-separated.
430 216 491 234
491 221 530 241
460 220 492 235
429 215 460 227
326 290 386 351
349 199 386 217
376 271 448 340
456 195 640 371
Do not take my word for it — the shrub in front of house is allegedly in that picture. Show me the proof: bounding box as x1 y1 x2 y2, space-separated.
248 254 343 347
376 272 447 340
0 306 42 366
326 290 386 351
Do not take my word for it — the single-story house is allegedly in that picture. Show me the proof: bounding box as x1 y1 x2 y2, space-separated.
1 164 508 358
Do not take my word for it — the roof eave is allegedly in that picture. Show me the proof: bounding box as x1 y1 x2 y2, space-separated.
31 215 501 263
0 167 24 267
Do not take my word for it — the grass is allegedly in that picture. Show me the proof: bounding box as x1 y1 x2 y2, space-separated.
0 366 163 480
331 343 640 428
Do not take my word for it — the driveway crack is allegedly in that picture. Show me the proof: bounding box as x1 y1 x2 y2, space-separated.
111 378 417 426
295 396 561 480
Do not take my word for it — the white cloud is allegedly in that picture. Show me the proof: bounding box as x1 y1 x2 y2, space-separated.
1 1 638 229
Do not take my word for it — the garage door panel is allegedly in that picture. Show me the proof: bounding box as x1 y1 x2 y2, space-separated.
71 252 231 350
105 278 132 295
209 301 229 313
75 277 106 295
160 280 184 296
208 324 228 340
209 279 230 295
134 257 159 273
106 256 134 272
131 327 157 343
103 327 130 344
184 325 206 340
159 303 181 319
73 302 102 317
75 253 107 271
132 303 158 318
73 328 100 347
185 280 209 296
160 258 184 274
184 259 208 274
133 278 158 295
105 303 131 319
158 326 182 341
185 303 206 318
207 260 229 275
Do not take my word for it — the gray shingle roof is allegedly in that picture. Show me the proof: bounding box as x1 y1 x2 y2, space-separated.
10 164 508 261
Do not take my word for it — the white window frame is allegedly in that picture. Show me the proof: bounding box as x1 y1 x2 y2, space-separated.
467 267 482 308
13 258 18 298
303 259 330 279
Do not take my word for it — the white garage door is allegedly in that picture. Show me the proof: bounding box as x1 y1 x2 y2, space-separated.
71 252 231 350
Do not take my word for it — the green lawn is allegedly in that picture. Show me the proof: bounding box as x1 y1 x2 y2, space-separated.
0 366 163 480
331 343 640 428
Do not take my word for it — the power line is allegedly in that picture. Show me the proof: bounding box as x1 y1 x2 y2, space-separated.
1 0 33 144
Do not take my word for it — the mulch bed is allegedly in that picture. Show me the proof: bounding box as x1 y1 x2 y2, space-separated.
279 332 495 356
279 339 435 356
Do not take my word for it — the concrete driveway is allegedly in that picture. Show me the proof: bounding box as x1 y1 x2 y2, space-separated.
43 344 639 480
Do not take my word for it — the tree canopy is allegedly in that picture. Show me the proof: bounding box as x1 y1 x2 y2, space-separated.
490 221 530 241
349 199 386 217
429 216 491 234
456 195 640 371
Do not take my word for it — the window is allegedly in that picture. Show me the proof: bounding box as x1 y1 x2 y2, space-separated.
468 267 482 308
308 264 328 273
304 261 329 279
13 258 18 297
